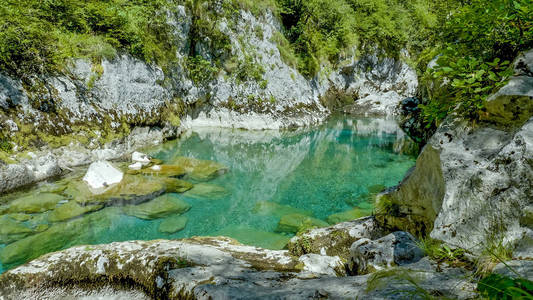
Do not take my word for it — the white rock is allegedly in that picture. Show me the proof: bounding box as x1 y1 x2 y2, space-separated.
298 254 344 276
132 151 151 165
151 165 161 171
128 162 143 170
83 161 123 190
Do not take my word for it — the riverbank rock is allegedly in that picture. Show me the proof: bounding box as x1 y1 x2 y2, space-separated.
288 217 387 260
83 161 124 190
123 194 191 220
348 231 425 275
140 165 187 177
276 213 329 234
0 236 476 299
378 48 533 253
158 216 188 234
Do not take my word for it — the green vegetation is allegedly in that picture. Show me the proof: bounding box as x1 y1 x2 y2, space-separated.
420 0 533 126
417 238 466 264
478 274 533 299
0 0 177 78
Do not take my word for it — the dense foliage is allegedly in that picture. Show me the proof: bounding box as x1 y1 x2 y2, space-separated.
0 0 176 77
478 273 533 299
275 0 445 77
420 0 533 126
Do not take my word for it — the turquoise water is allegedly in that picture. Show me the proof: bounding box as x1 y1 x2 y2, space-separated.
0 116 416 273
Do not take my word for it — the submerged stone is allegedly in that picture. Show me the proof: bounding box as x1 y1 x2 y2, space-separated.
140 165 187 177
69 175 166 206
7 193 64 214
161 178 194 193
123 194 191 220
183 183 229 199
48 201 103 222
276 214 329 234
0 217 33 244
326 208 372 224
215 225 291 250
0 208 118 265
253 201 313 218
158 215 188 234
8 213 31 222
173 156 228 181
367 184 386 194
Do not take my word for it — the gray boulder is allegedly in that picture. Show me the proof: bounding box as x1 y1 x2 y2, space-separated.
348 231 425 275
377 49 533 254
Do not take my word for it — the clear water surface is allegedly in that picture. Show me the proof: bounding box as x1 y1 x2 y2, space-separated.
0 116 416 273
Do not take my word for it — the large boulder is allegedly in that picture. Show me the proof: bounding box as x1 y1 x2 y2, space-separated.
348 231 425 275
378 49 533 253
83 161 124 190
288 217 386 260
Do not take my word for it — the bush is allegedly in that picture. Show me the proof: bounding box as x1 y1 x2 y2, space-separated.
420 0 533 126
0 0 177 77
478 274 533 299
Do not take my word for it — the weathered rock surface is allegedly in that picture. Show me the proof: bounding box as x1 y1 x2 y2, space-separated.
288 217 387 260
378 49 533 254
0 235 477 299
349 231 425 275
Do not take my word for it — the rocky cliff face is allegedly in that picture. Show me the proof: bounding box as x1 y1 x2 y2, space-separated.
0 5 417 193
378 49 533 257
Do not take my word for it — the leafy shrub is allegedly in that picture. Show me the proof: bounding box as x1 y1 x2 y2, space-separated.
420 0 533 126
185 55 218 84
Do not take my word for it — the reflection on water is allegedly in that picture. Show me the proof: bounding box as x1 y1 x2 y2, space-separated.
0 116 416 273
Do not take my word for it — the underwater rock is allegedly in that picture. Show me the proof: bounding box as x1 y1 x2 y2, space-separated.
0 208 117 265
276 213 328 234
214 225 291 250
326 208 372 224
7 193 64 214
0 217 33 244
173 156 228 181
348 231 425 275
158 215 188 234
7 213 31 222
140 165 187 177
48 201 103 222
367 184 386 194
183 183 229 199
83 161 124 190
70 175 166 206
132 152 151 165
123 194 191 220
161 178 194 193
253 201 313 218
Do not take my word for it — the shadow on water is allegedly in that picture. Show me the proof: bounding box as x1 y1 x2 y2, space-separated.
0 115 416 273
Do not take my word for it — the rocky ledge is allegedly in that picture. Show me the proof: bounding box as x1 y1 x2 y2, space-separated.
0 217 477 300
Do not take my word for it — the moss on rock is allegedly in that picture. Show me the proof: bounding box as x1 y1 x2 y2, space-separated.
183 183 229 199
48 201 103 222
7 193 64 214
158 215 188 234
